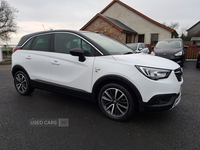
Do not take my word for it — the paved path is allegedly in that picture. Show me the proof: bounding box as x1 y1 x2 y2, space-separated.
0 65 11 70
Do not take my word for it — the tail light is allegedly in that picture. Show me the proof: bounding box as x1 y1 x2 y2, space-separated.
12 47 21 54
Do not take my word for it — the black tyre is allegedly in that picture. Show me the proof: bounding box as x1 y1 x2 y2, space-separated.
180 54 185 67
180 61 184 67
196 58 200 68
98 83 136 121
196 62 200 68
14 71 34 95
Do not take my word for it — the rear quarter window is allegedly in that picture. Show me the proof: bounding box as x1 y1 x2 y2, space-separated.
22 38 34 50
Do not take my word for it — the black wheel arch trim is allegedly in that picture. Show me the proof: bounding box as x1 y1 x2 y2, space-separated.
12 66 144 110
12 65 30 78
92 74 143 107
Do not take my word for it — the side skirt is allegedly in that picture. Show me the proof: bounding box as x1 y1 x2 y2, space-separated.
30 80 93 100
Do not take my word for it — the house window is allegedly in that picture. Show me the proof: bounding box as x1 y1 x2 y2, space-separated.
151 34 158 44
138 34 145 43
126 34 132 43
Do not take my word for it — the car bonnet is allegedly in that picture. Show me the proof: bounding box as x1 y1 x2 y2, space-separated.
112 53 180 70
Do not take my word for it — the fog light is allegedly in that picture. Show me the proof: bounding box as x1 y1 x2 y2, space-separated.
154 98 171 104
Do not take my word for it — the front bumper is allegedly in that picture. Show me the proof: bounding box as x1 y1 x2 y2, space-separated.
155 53 184 66
128 64 183 113
171 57 184 66
197 55 200 64
140 92 181 112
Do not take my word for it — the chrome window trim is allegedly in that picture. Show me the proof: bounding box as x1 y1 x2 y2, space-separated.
21 32 104 56
20 33 53 48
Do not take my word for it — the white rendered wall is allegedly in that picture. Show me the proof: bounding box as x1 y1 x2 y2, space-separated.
102 2 172 44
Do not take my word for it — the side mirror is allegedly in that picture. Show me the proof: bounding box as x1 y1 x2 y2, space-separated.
151 46 154 50
70 48 86 62
138 48 142 51
135 50 140 53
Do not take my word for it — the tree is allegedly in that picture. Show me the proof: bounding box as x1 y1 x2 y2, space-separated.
179 27 200 42
179 27 190 41
0 0 18 42
163 22 179 31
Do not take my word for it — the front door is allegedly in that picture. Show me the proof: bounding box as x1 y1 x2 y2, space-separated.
50 33 95 92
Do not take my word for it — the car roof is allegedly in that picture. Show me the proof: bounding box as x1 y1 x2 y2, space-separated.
160 38 182 41
17 30 91 46
17 30 111 55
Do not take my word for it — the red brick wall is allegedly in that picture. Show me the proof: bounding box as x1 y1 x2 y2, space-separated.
83 17 127 44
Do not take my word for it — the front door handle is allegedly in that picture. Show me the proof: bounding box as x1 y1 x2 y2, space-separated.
95 67 101 72
51 60 60 65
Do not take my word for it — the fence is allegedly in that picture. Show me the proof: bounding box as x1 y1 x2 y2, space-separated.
146 44 200 60
184 44 200 60
146 44 155 53
0 46 14 61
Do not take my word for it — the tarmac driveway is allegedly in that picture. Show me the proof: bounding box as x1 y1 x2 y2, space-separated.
0 61 200 150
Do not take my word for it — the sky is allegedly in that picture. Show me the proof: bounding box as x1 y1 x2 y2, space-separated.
3 0 200 45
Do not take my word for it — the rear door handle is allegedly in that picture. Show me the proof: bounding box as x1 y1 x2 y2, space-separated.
51 60 60 65
25 55 32 60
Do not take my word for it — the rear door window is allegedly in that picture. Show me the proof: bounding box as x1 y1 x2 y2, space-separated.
31 34 52 51
142 44 146 48
138 44 143 49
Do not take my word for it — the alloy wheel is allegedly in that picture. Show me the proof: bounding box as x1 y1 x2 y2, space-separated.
101 88 129 117
15 73 27 94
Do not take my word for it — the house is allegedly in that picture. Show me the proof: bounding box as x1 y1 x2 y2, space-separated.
80 0 178 44
190 37 200 47
187 21 200 37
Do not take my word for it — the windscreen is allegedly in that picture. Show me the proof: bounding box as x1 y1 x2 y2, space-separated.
82 32 133 55
155 40 182 49
127 43 138 50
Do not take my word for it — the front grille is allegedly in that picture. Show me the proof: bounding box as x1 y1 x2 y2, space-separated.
174 68 182 82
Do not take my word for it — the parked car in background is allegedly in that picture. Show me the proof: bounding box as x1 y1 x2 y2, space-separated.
126 43 149 53
196 50 200 68
151 38 188 67
12 30 183 121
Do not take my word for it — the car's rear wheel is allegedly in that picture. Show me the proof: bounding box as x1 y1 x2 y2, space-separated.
98 83 136 121
14 71 34 95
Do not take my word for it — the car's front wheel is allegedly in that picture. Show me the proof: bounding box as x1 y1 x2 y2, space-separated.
98 83 136 121
14 71 34 95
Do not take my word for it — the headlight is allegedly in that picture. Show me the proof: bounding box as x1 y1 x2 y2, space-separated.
175 51 183 56
135 66 171 80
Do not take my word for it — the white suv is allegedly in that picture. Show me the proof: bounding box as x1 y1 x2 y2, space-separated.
12 30 183 121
